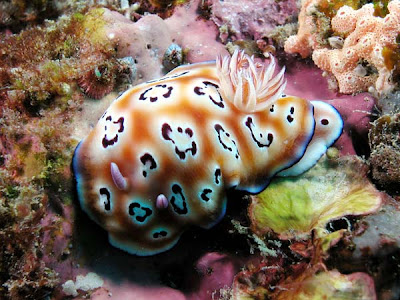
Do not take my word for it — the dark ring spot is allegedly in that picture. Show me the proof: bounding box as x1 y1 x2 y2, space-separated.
153 231 168 239
128 202 152 223
140 153 157 178
245 117 273 148
214 124 239 158
321 119 329 125
270 105 275 112
200 188 212 202
170 184 188 215
99 187 111 211
102 116 125 148
214 168 221 185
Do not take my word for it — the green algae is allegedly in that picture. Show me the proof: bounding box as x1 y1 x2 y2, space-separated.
4 186 19 200
249 155 382 240
318 0 365 19
382 34 400 80
251 182 314 236
317 0 391 19
373 0 390 16
234 270 376 300
276 271 376 300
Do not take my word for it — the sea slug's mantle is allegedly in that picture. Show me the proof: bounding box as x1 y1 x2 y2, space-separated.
72 51 343 255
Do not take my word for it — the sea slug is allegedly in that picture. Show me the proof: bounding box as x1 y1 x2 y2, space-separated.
72 50 343 255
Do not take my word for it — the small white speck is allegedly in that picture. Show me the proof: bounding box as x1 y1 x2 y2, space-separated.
62 272 104 297
354 64 367 77
120 0 129 10
328 36 344 49
132 2 140 11
108 33 115 39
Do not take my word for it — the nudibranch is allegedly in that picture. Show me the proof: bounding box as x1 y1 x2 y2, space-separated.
72 50 343 256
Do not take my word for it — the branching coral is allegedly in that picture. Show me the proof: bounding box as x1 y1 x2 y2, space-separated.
284 0 333 58
285 0 400 94
313 0 400 94
284 0 392 56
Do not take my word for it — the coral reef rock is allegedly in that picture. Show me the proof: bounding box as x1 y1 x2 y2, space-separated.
103 10 176 83
369 113 400 192
210 0 298 44
231 260 377 299
165 0 228 62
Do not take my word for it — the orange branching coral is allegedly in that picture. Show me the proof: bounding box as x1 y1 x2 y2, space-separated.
284 0 326 58
284 0 399 94
312 0 400 94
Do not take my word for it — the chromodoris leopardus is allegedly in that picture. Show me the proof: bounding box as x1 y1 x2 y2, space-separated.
72 50 343 255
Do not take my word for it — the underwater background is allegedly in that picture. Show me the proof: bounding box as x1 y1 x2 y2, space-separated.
0 0 399 299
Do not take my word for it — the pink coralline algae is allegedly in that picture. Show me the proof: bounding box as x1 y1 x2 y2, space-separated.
102 1 227 77
209 0 298 43
102 10 175 83
165 0 228 62
188 252 243 300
